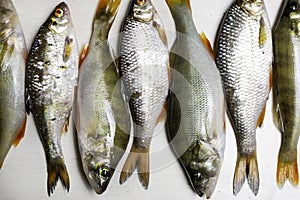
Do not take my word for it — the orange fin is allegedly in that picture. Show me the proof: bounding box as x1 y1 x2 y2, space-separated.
96 0 121 17
277 154 299 187
62 111 71 135
156 103 167 124
13 117 27 147
47 157 70 196
200 32 215 59
120 146 150 189
79 44 89 67
256 105 266 128
233 152 259 196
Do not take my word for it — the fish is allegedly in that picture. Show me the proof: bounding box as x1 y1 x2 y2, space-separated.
215 0 272 196
118 0 169 189
0 0 27 169
165 0 226 198
74 0 131 195
25 2 79 196
272 0 300 188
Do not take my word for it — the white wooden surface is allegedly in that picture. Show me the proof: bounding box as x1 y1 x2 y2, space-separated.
1 0 298 199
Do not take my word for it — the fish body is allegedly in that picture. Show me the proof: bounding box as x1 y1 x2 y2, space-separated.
0 0 27 169
273 0 300 188
75 0 130 195
165 0 226 198
215 0 272 195
118 0 169 189
25 2 78 196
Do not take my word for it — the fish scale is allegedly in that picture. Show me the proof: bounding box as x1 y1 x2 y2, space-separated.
120 16 168 142
216 3 271 155
0 0 27 169
25 2 78 196
165 0 226 198
119 0 169 189
273 0 300 188
215 0 272 196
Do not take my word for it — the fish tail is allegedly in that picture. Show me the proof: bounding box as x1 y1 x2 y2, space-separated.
47 157 70 196
233 152 259 196
120 146 149 189
166 0 191 9
276 152 299 187
96 0 121 18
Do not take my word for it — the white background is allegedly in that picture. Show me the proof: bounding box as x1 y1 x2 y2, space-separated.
0 0 297 199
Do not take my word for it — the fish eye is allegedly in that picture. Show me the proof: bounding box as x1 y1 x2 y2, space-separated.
55 8 64 18
193 172 203 183
136 0 146 6
99 166 111 180
290 1 299 11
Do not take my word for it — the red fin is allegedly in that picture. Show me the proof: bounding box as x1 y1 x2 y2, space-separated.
120 146 150 189
13 117 27 148
256 105 266 128
277 153 299 187
233 152 259 196
79 44 89 67
200 32 215 60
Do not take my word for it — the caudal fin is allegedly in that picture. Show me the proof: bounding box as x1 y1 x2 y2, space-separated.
119 146 149 189
233 153 259 196
277 154 299 187
47 157 70 196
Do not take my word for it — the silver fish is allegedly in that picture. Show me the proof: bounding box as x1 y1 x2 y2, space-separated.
75 0 131 195
118 0 169 189
25 2 78 196
165 0 226 198
0 0 27 169
215 0 272 196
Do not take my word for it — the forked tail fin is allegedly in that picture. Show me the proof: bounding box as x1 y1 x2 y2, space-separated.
47 157 70 196
119 146 149 189
233 152 259 196
277 152 299 187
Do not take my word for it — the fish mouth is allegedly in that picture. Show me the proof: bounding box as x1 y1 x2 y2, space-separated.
241 0 264 17
133 4 154 22
290 13 300 20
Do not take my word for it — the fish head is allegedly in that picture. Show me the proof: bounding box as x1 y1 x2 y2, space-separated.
184 142 222 198
284 0 300 20
82 154 114 194
0 0 18 39
131 0 155 22
48 2 72 34
239 0 264 17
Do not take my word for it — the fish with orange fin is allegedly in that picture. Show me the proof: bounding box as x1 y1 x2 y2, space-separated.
0 0 27 169
273 0 300 188
25 2 78 196
74 0 131 195
118 0 169 189
165 0 226 198
215 0 272 196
